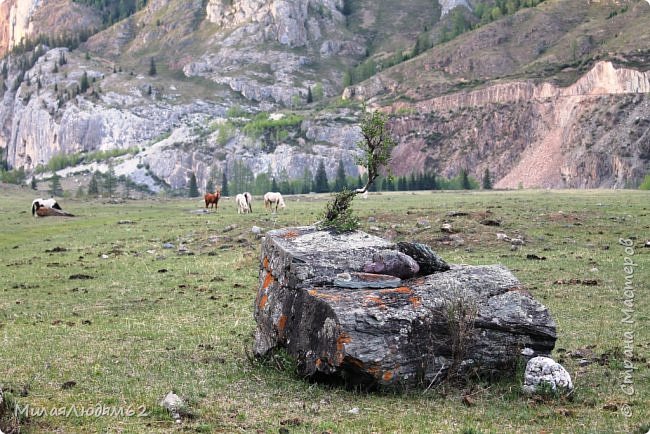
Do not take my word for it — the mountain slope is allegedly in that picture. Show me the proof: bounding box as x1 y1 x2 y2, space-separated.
0 0 648 191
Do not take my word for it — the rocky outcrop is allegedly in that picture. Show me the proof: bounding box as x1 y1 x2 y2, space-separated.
254 227 556 388
0 0 101 56
384 61 650 188
439 0 470 17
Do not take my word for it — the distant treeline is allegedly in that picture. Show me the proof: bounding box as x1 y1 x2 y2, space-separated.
216 159 481 198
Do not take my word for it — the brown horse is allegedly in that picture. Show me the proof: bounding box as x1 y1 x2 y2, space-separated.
204 188 222 210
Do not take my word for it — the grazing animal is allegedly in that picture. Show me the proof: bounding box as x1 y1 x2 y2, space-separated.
31 198 62 216
31 198 74 217
204 189 221 210
244 192 252 213
263 192 286 212
235 193 252 214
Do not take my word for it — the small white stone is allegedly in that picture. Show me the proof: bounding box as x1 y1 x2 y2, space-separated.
522 356 573 395
521 347 534 356
348 407 360 414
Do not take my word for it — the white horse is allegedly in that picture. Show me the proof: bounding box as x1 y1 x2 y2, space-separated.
263 192 286 212
244 192 252 213
235 192 253 214
31 198 61 216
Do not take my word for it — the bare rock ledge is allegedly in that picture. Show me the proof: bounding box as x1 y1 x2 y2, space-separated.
254 226 556 388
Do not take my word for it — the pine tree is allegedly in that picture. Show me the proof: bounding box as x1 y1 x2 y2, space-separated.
80 71 89 93
307 86 313 103
313 160 329 193
104 162 117 196
31 177 37 190
271 177 279 192
333 159 347 192
221 171 229 196
148 57 157 76
88 171 100 196
122 177 131 199
461 169 471 190
49 173 63 196
188 172 199 197
482 168 493 190
206 178 215 194
301 167 313 194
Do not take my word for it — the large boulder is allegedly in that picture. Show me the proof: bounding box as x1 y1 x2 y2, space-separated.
254 226 556 388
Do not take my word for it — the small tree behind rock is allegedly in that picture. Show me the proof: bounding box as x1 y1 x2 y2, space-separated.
49 173 63 196
321 106 396 232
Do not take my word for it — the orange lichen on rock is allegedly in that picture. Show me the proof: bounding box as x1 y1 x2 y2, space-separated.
382 370 394 382
282 230 300 239
258 293 268 309
409 296 422 307
336 332 352 352
262 272 274 290
277 314 287 331
378 286 412 295
262 256 269 270
365 295 386 308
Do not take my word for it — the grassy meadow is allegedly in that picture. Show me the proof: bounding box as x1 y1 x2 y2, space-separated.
0 186 648 433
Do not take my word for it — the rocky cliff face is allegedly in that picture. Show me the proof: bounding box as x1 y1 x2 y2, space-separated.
0 0 648 191
383 61 650 188
0 0 101 55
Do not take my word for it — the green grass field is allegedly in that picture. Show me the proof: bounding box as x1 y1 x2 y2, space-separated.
1 187 648 433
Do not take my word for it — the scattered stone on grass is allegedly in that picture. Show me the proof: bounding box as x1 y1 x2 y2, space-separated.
522 357 573 395
553 279 598 286
480 218 501 226
441 223 454 233
160 391 184 422
69 274 94 280
526 254 547 260
61 381 76 390
450 233 465 247
163 242 175 249
45 246 67 253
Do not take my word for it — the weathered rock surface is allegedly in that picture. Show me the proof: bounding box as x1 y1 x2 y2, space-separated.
522 356 573 395
396 241 450 274
254 226 556 388
362 249 420 279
